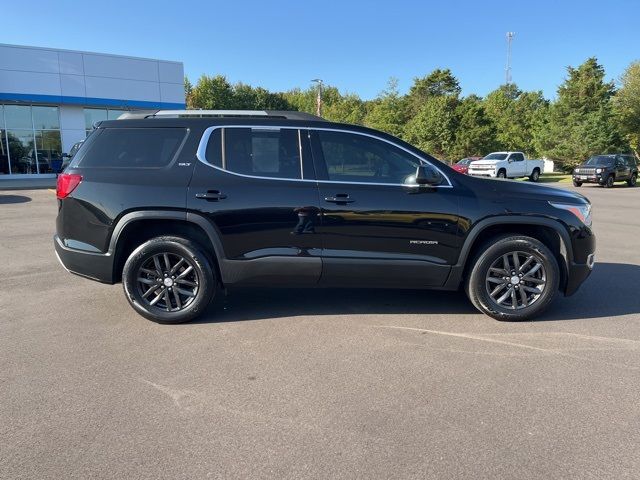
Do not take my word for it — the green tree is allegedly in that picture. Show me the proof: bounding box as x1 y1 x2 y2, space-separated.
187 75 234 109
404 95 459 159
407 69 461 115
613 61 640 155
452 96 497 158
483 84 546 156
363 78 407 138
537 57 626 166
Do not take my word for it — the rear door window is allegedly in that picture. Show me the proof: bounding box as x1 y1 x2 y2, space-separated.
224 128 302 179
74 128 187 168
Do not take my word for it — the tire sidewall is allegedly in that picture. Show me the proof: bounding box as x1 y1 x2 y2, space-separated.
467 237 559 321
123 237 215 323
531 169 540 182
605 175 614 188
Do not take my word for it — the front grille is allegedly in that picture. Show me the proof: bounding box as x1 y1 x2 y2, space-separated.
576 168 596 175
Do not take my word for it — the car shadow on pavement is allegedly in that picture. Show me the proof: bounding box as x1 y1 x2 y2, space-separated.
193 287 477 324
190 262 639 324
538 262 640 321
0 194 31 204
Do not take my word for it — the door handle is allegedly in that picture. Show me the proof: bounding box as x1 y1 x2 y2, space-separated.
195 191 227 201
324 194 355 204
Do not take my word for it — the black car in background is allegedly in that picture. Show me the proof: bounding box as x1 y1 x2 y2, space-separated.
573 154 638 188
54 110 595 324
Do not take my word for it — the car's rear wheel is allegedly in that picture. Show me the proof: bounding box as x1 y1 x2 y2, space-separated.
122 236 216 323
529 168 540 182
465 235 559 321
604 175 615 188
627 173 637 187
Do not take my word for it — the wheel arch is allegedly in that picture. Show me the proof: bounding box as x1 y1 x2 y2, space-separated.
452 216 572 293
109 211 226 284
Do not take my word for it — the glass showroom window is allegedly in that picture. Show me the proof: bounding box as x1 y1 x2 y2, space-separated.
33 106 62 174
0 105 10 175
85 108 127 136
2 104 62 174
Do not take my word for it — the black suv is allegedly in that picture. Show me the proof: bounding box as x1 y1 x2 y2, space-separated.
54 110 595 323
572 154 638 188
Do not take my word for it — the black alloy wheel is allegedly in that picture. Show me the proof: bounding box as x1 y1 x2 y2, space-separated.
123 236 216 323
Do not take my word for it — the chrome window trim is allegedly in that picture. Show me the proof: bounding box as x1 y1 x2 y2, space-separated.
196 125 453 188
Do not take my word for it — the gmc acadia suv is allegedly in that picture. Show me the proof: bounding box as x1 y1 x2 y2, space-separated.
54 110 596 323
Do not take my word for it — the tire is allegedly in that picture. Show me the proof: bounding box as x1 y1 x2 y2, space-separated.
465 235 559 321
572 180 582 187
497 169 507 179
627 173 637 187
529 168 540 182
604 175 615 188
122 236 216 324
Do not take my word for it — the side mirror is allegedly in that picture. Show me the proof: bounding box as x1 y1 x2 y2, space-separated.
415 165 442 186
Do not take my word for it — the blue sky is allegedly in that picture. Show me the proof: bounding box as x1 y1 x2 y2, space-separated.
2 0 638 100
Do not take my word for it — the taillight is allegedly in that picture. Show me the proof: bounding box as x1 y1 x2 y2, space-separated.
56 174 83 199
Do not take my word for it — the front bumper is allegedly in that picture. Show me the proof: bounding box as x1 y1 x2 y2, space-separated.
469 169 497 178
572 173 605 184
54 235 115 283
564 253 595 296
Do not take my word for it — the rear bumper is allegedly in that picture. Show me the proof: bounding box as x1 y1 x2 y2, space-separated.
54 235 114 284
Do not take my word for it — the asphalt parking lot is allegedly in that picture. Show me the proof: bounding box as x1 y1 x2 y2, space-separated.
1 184 639 479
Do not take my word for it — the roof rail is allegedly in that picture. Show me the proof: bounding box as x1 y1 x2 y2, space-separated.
116 110 323 121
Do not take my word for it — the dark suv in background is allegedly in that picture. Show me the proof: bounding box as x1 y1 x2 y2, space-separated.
573 154 638 188
55 110 595 323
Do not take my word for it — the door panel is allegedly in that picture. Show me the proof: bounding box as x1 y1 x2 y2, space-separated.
188 126 322 286
310 129 459 288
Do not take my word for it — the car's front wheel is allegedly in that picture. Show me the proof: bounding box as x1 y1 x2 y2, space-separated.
572 180 582 187
603 175 615 188
122 236 216 323
497 169 507 179
465 235 559 321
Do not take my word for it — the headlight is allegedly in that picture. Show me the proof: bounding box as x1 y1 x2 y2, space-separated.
574 168 580 174
596 168 602 174
549 202 592 226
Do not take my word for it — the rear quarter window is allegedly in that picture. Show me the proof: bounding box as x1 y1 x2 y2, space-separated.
73 127 188 168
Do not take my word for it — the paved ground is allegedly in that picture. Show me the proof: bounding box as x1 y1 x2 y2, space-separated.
1 184 639 479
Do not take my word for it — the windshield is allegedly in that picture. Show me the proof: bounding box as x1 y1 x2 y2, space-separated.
585 156 614 166
483 153 508 160
456 158 471 165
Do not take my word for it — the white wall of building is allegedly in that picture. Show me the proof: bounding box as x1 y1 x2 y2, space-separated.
0 44 185 107
0 44 186 175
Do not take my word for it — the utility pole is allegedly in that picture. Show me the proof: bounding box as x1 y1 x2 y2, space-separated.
505 32 515 85
311 78 323 116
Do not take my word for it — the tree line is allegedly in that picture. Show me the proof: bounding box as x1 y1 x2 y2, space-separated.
185 57 640 169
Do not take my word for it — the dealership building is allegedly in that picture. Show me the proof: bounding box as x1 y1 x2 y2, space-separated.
0 43 185 180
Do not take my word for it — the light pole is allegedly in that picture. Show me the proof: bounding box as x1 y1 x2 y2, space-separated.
311 78 323 117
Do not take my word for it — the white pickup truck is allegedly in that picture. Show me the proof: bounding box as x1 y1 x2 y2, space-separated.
467 152 544 181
